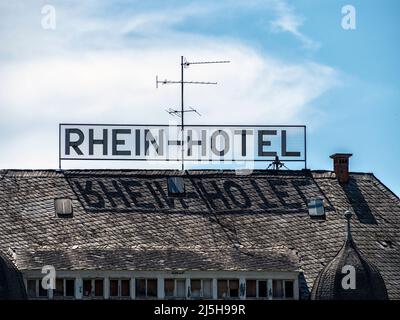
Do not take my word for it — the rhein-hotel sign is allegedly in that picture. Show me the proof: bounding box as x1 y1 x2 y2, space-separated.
59 124 306 165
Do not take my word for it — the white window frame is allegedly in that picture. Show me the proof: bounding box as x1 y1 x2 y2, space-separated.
26 279 48 299
53 278 75 299
135 278 157 299
189 279 213 299
217 279 240 299
109 278 131 299
82 278 104 299
164 278 186 299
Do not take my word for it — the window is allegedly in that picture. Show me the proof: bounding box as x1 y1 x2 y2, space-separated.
202 279 213 299
246 280 256 298
54 279 75 298
27 279 37 298
258 281 267 298
135 278 157 299
136 279 146 297
246 280 270 299
26 279 48 298
83 279 92 297
175 279 185 298
94 280 104 297
273 280 284 299
38 282 48 297
191 280 201 298
54 279 64 297
217 279 239 299
82 279 104 298
229 280 239 298
164 279 174 297
65 280 75 297
110 280 119 297
189 279 213 299
284 280 294 299
109 279 131 298
147 279 157 297
164 279 185 299
121 280 130 297
167 177 185 197
54 198 73 217
217 280 228 299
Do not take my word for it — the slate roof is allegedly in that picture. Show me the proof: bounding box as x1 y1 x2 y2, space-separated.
0 169 399 299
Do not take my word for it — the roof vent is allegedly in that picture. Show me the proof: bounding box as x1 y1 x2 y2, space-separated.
54 198 73 217
308 198 325 218
167 177 185 197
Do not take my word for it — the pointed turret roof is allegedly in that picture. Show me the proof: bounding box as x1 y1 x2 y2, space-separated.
311 211 388 300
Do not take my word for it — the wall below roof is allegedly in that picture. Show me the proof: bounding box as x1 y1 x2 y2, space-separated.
21 270 300 300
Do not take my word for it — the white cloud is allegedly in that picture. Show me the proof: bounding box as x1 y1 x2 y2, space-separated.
270 0 319 49
0 1 336 169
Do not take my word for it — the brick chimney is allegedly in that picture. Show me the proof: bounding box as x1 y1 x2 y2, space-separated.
330 153 352 183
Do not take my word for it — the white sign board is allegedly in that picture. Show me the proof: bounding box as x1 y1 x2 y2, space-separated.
59 124 306 163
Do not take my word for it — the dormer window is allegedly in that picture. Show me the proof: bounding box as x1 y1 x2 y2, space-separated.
54 198 73 217
167 177 185 197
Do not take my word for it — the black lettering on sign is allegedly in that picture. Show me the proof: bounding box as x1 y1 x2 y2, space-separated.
281 130 300 157
89 129 108 155
98 180 131 208
112 129 131 156
65 129 84 155
258 130 277 157
224 180 251 208
121 180 155 209
197 181 231 210
74 180 105 209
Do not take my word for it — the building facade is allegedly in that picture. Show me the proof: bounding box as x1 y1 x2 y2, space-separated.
0 154 399 300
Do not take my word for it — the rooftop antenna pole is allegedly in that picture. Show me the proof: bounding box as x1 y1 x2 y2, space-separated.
156 56 230 171
180 56 184 171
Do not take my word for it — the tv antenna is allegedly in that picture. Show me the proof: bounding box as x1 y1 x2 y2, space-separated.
156 56 230 171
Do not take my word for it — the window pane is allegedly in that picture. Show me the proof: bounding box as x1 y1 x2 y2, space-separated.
229 280 239 298
147 279 158 297
246 280 256 298
65 280 75 297
203 280 213 299
121 280 130 297
176 279 185 298
164 279 174 297
217 280 228 299
27 280 36 298
191 280 201 298
94 279 104 297
273 280 283 298
285 281 294 298
136 279 146 298
83 280 92 296
110 280 119 297
258 281 267 298
38 281 48 297
54 279 64 297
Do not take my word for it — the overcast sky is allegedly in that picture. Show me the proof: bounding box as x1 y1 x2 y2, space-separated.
0 0 399 195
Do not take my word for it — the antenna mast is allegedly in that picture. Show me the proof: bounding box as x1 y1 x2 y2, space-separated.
156 56 230 171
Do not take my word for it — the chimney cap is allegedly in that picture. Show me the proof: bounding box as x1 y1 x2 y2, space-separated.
330 153 353 159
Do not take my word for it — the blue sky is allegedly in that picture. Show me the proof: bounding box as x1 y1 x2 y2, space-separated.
0 0 399 195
